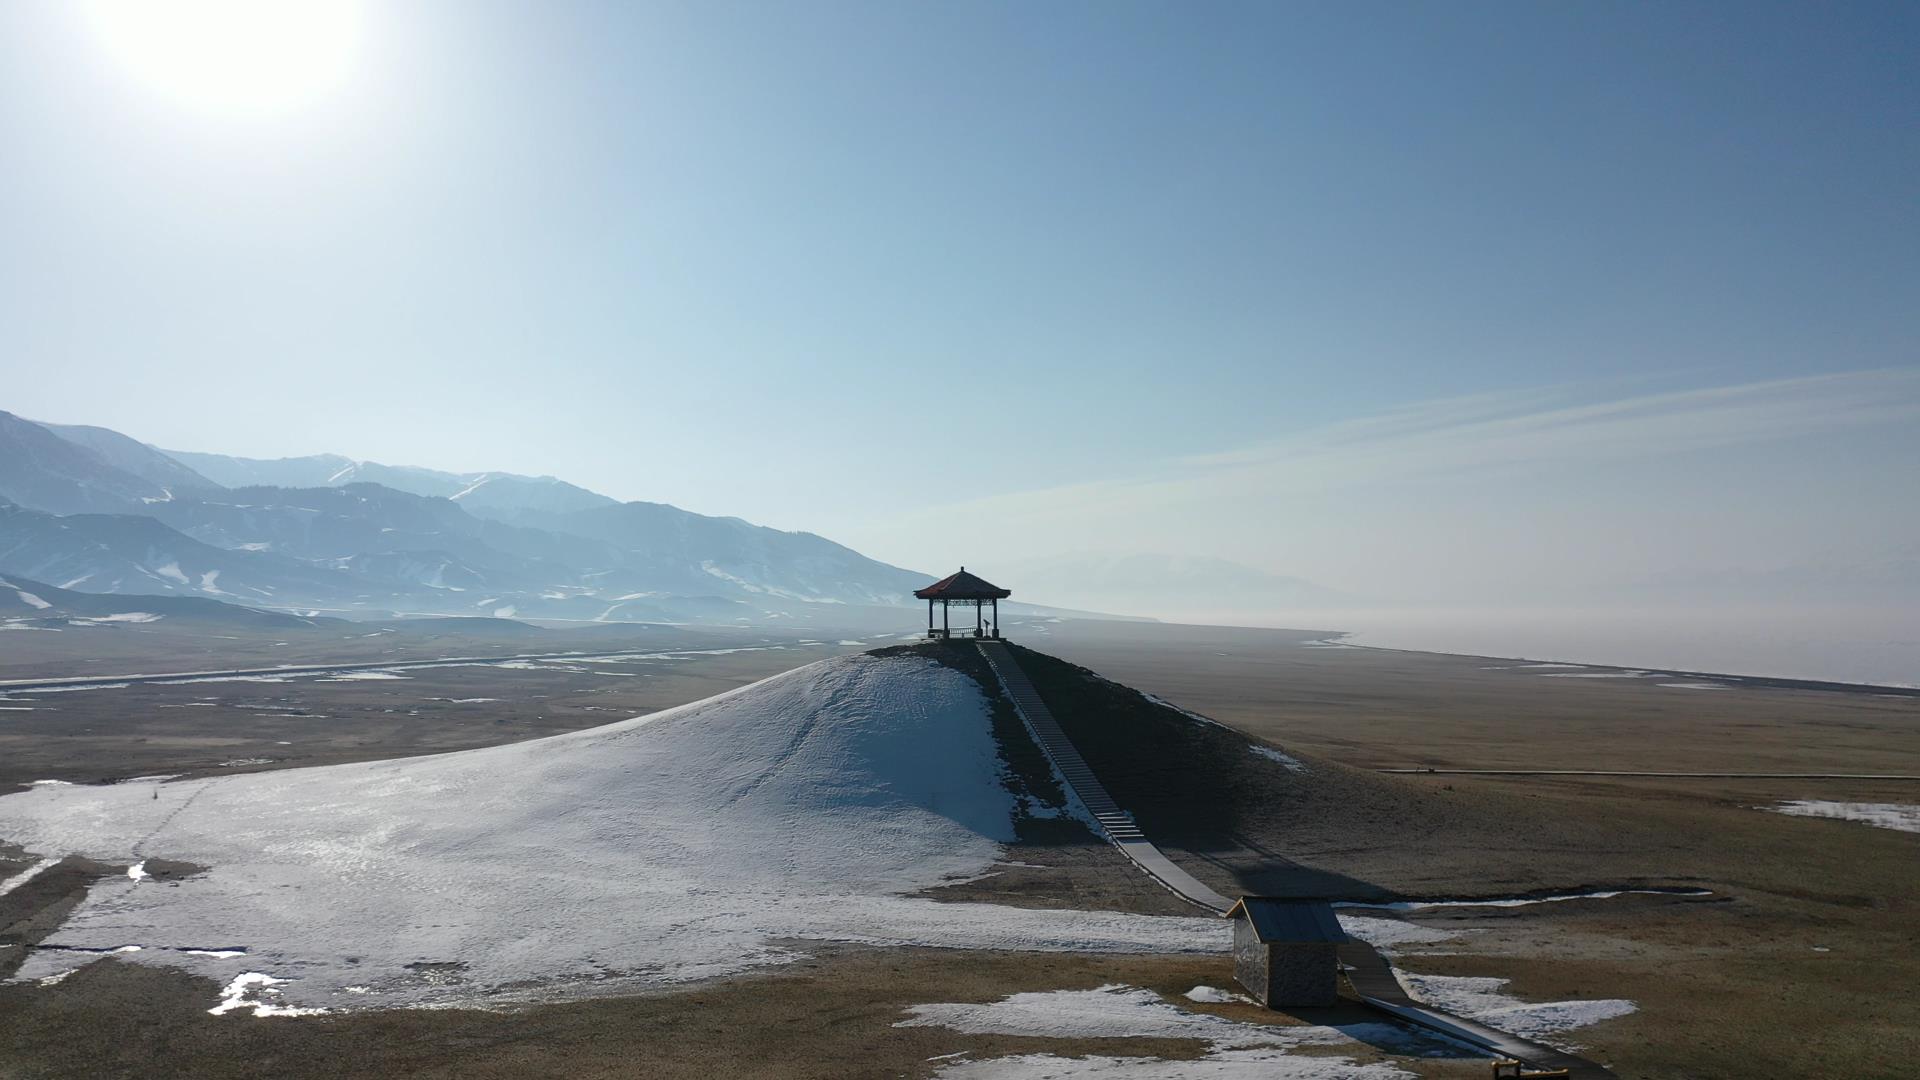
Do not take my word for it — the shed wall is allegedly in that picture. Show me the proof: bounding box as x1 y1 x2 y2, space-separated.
1231 916 1270 1004
1266 942 1340 1006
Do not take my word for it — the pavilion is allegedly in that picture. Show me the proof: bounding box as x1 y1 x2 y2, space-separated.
914 567 1011 640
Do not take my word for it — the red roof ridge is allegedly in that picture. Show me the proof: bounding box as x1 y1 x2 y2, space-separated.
913 567 1012 600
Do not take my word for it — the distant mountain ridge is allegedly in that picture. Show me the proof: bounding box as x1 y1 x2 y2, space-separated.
163 449 617 516
0 571 339 630
0 412 932 624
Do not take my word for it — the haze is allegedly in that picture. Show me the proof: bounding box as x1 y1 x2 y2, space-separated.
3 2 1916 676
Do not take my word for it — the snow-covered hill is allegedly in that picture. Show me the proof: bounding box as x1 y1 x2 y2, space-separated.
0 654 1217 1011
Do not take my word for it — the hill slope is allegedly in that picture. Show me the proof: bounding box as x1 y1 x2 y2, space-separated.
0 573 339 630
0 653 1217 1010
34 423 224 494
0 412 167 514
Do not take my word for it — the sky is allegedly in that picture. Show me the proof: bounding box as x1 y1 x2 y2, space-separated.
1 1 1916 618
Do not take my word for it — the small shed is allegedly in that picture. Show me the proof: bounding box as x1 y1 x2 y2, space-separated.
1225 897 1348 1007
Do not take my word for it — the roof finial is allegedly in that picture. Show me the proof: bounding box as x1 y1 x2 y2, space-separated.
960 565 965 572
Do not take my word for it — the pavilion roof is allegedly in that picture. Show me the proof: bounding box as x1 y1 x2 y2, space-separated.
913 568 1011 600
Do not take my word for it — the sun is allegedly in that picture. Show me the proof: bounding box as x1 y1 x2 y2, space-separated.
82 0 365 115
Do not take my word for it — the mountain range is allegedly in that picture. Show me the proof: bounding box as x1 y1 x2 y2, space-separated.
0 410 932 624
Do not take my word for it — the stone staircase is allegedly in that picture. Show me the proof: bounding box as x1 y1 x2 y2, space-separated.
976 639 1145 842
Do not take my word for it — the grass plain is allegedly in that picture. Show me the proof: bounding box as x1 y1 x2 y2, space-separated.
1 616 1914 1078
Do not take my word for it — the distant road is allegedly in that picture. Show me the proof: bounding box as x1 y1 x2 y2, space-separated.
1381 768 1920 780
0 646 802 694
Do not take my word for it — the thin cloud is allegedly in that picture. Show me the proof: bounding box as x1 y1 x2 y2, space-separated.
883 368 1920 531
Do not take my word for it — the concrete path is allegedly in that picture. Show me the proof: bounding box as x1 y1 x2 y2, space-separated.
978 640 1617 1079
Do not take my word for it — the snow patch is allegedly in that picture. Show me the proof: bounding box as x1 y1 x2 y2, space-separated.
904 985 1428 1078
1 856 62 896
15 589 50 610
1766 801 1920 834
1335 915 1461 950
209 972 327 1017
1248 745 1307 772
1336 887 1712 912
1184 985 1251 1004
153 563 189 585
1400 972 1635 1044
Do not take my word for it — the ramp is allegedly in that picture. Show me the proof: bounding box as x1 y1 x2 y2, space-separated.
976 640 1231 911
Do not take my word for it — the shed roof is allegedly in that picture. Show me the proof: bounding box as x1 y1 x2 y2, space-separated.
913 568 1012 600
1224 897 1349 944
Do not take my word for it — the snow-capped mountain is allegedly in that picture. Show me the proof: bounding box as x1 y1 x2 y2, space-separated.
4 412 932 622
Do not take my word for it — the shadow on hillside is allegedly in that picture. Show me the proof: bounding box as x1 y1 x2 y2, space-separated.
888 640 1395 902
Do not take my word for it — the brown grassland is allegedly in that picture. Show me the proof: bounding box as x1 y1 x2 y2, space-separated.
2 616 1914 1079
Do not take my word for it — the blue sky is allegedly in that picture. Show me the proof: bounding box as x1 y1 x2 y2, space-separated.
1 2 1915 607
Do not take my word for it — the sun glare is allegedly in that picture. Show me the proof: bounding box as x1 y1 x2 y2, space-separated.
83 0 365 115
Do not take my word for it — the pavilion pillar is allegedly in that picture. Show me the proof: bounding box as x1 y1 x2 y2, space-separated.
942 599 949 638
975 599 982 637
991 597 998 638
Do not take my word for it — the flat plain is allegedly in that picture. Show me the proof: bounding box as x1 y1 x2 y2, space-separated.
2 616 1914 1078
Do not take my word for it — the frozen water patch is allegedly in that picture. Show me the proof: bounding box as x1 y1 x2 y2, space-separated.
1248 745 1307 772
1399 972 1634 1045
1765 801 1920 834
127 861 148 881
321 671 410 681
0 656 1224 1008
1658 681 1729 690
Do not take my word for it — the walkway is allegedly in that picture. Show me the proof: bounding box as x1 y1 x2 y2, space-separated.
977 640 1230 911
976 639 1616 1079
